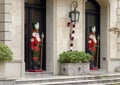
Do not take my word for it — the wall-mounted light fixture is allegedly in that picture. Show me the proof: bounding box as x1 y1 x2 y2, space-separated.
69 1 80 23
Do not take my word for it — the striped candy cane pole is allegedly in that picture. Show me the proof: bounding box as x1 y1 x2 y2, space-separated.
69 22 76 51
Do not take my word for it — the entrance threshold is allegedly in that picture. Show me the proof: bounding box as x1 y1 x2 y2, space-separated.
25 71 53 77
89 69 107 75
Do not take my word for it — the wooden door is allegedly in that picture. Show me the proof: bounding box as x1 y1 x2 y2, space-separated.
85 0 100 68
25 0 46 71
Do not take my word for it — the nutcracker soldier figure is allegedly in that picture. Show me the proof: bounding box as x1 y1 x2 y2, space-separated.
88 26 98 70
29 22 43 72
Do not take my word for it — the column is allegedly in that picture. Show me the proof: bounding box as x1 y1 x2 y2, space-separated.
115 0 120 72
116 0 120 57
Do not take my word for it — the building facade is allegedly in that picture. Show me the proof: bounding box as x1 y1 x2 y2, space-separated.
0 0 120 78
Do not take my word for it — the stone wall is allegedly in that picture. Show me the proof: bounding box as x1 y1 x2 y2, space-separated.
107 0 120 72
48 0 119 74
55 0 83 74
117 0 120 57
0 0 119 77
0 0 12 43
0 0 24 78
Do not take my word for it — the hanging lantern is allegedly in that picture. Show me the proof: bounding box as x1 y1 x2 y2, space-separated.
69 1 80 23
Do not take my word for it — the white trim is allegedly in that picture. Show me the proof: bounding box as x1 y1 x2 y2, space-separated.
82 0 87 51
46 0 57 74
21 0 25 77
53 0 57 74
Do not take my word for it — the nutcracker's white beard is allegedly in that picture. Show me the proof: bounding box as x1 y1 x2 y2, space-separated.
36 33 41 42
32 32 41 42
89 34 97 43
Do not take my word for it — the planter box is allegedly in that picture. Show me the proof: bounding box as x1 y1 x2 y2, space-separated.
60 63 90 75
0 61 22 78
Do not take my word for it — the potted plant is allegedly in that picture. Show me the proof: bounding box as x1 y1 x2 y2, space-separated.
58 51 91 75
0 42 13 76
0 43 13 62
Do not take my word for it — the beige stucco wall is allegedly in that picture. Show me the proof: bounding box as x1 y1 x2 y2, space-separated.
57 0 83 52
55 0 83 74
11 0 23 60
108 0 120 72
46 0 84 74
44 0 119 74
53 0 119 73
109 0 117 59
46 0 56 74
0 0 24 78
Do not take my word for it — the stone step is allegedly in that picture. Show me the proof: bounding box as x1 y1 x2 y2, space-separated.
16 72 120 85
0 73 5 78
16 77 120 85
25 71 53 77
89 69 107 75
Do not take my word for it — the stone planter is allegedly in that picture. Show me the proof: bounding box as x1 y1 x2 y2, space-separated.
0 62 6 77
0 79 15 85
60 63 90 75
0 61 22 78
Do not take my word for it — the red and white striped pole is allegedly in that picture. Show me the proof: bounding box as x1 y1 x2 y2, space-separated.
68 21 76 51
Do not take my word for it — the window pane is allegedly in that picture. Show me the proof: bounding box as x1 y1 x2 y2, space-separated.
25 0 42 5
86 1 96 10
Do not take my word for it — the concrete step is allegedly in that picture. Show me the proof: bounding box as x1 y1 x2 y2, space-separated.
89 69 107 75
25 71 53 77
16 78 120 85
16 72 120 85
0 73 5 78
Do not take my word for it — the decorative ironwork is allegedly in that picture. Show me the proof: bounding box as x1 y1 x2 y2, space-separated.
109 27 120 38
69 1 80 23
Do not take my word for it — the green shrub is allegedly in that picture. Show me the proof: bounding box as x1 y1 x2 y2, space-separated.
58 51 91 63
0 43 13 61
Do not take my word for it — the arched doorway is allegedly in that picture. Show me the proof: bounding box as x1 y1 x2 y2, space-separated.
24 0 46 71
85 0 100 68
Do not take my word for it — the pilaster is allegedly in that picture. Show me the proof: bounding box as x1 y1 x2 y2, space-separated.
0 0 12 44
116 0 120 57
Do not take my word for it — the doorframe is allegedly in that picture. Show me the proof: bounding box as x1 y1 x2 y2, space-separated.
85 11 100 68
21 0 25 77
21 0 57 76
46 0 57 74
83 0 110 70
24 0 46 71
